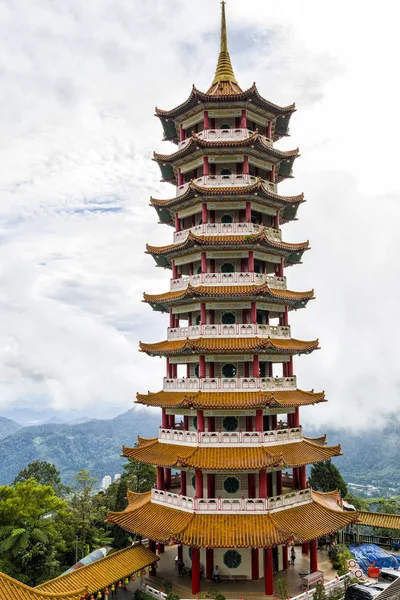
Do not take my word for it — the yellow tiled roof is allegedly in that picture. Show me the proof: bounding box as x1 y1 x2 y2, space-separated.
143 283 314 306
146 231 309 256
122 439 341 470
136 389 326 409
139 337 319 356
357 511 400 530
0 572 85 600
36 545 158 596
107 491 356 547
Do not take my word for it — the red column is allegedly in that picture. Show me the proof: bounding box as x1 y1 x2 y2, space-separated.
201 252 207 273
199 355 206 378
250 301 257 324
248 473 256 498
206 548 214 580
175 213 181 232
181 470 187 496
204 110 210 130
310 539 318 573
264 547 274 595
276 470 283 495
248 251 255 272
259 469 267 498
201 201 208 222
203 157 209 177
283 545 289 570
164 467 171 489
195 469 203 498
267 120 272 139
168 413 175 428
210 259 215 274
184 415 189 429
161 408 168 429
177 169 183 186
278 257 284 277
299 465 307 489
271 415 277 429
191 546 200 595
251 548 259 580
244 362 250 377
253 355 260 377
200 303 206 325
157 466 164 490
208 416 215 431
256 409 263 432
282 306 289 326
179 124 185 142
241 109 247 129
243 155 249 175
274 210 280 230
293 407 300 427
302 542 309 555
245 201 251 222
287 357 294 377
197 409 205 432
207 473 215 498
210 210 215 224
186 363 191 378
246 415 253 431
270 165 276 183
172 261 178 279
158 543 165 554
209 309 215 324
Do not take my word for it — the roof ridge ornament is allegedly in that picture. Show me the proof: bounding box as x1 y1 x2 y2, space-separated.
206 2 243 95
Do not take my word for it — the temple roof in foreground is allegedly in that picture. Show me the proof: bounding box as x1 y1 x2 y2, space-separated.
107 490 356 548
0 572 85 600
136 389 326 409
357 511 400 530
122 438 341 470
139 337 319 357
36 545 158 596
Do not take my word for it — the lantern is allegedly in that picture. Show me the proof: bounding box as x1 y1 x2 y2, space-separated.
104 588 109 596
154 562 158 569
131 575 136 582
118 581 123 589
90 596 94 600
124 577 129 586
142 569 147 575
97 592 102 600
110 585 115 593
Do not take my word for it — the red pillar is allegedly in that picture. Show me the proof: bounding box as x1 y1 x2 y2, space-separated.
310 539 318 573
245 201 251 222
302 542 309 555
157 466 164 490
267 120 272 139
199 355 206 378
264 547 274 595
208 416 215 431
271 165 276 183
250 301 257 323
181 470 187 496
245 415 253 431
249 251 255 272
278 257 284 277
251 548 259 580
206 548 214 580
158 543 165 554
241 109 247 129
248 473 256 498
164 467 171 489
253 355 260 377
184 415 189 429
172 261 178 279
207 474 215 498
293 407 300 427
203 158 209 177
201 201 208 222
259 469 267 498
175 213 181 232
197 409 205 432
177 169 183 186
256 409 263 432
161 408 168 429
276 470 283 495
179 124 185 142
201 252 207 273
200 302 206 325
283 545 289 570
191 546 200 595
287 357 294 377
282 306 289 326
274 210 280 230
299 465 307 489
243 155 249 175
195 469 203 498
204 110 210 130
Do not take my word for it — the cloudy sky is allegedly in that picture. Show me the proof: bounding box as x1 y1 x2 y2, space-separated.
1 0 399 428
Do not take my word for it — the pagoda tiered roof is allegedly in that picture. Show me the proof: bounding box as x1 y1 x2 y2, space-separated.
0 573 85 600
136 389 326 409
143 283 314 312
122 438 341 470
107 490 356 547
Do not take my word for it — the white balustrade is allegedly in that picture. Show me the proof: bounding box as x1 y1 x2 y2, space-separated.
178 128 273 148
158 426 302 446
173 222 281 243
151 488 312 513
175 175 276 196
170 272 287 291
163 376 297 392
167 323 291 340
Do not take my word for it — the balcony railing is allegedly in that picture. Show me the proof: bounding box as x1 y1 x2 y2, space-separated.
170 272 287 291
158 426 302 446
178 128 272 149
167 323 291 340
151 488 312 513
163 376 297 392
173 222 281 244
176 175 276 196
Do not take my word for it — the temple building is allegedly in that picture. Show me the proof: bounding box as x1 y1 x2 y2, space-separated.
108 3 357 596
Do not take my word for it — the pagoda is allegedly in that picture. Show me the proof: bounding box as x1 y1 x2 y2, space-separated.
108 4 356 596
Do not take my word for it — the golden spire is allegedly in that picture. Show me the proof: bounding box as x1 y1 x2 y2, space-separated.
207 1 243 95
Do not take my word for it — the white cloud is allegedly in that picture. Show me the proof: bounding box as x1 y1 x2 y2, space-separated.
0 0 399 427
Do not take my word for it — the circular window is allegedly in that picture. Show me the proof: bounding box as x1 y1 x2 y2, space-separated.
194 365 199 378
223 549 242 569
195 314 201 325
220 168 232 176
222 364 237 378
222 312 236 325
223 416 239 432
221 263 234 273
224 477 240 494
221 214 233 224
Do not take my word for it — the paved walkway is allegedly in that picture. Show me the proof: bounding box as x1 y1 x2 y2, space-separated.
147 544 337 599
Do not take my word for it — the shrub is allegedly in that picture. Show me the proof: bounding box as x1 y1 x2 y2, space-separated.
276 578 289 600
162 581 173 595
166 594 180 600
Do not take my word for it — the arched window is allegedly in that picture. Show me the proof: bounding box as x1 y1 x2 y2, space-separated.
222 364 237 378
220 168 232 177
222 312 236 325
221 262 234 273
220 123 231 130
223 416 239 432
221 214 233 223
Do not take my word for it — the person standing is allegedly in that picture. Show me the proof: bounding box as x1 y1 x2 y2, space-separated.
290 547 296 566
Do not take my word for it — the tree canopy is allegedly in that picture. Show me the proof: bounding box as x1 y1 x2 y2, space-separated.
14 461 67 496
309 459 348 498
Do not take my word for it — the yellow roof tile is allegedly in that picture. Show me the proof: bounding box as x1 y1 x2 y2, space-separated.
0 572 85 600
357 511 400 530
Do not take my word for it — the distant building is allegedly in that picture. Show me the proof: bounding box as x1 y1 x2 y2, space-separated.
114 474 121 483
101 475 112 491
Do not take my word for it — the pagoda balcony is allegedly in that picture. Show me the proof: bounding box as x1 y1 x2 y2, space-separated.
170 272 287 291
167 323 291 341
173 222 281 244
176 174 276 196
158 426 302 446
177 128 272 149
151 487 312 514
162 375 297 392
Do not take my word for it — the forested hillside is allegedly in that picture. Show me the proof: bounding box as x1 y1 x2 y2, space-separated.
0 416 22 441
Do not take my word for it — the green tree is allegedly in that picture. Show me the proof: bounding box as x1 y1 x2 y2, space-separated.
0 479 70 585
13 461 67 497
122 457 156 493
309 460 348 497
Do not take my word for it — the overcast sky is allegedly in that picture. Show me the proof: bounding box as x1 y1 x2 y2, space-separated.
1 0 399 428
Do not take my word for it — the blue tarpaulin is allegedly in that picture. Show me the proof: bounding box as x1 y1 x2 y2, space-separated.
349 544 399 573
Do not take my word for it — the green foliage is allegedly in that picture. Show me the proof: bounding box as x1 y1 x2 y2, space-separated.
162 580 173 594
166 593 180 600
276 577 289 600
135 591 156 600
313 582 328 600
205 590 225 600
330 544 351 576
309 460 348 497
344 493 368 511
14 461 68 497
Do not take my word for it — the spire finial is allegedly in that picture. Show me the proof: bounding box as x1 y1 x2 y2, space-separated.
207 1 242 94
